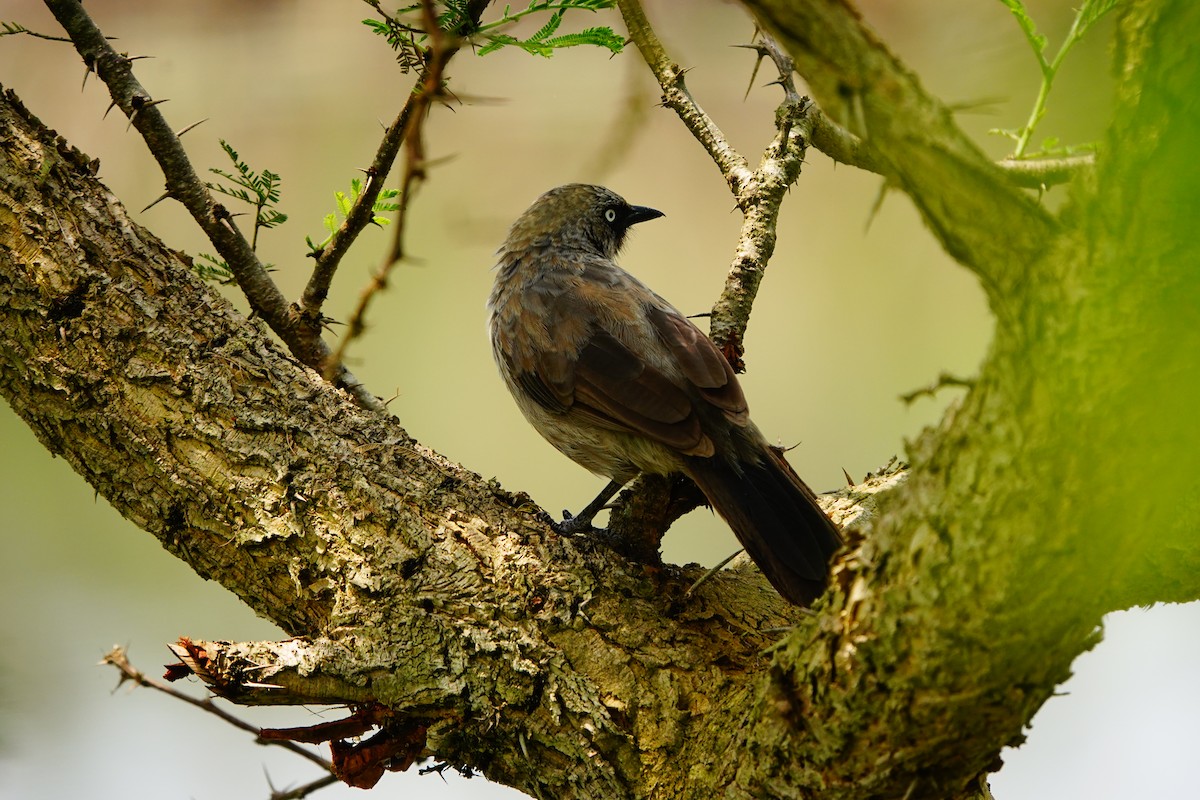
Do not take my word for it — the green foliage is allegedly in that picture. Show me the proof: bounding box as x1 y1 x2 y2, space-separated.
995 0 1119 159
362 0 622 68
205 140 288 251
306 178 401 254
474 1 623 57
361 5 428 72
192 253 234 283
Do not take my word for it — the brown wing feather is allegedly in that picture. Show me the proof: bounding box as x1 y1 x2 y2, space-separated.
513 326 713 456
508 273 745 458
647 305 749 422
573 331 711 455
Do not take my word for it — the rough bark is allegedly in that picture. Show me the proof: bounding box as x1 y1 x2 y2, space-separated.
1 1 1198 798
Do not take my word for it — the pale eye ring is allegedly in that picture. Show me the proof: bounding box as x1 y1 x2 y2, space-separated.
604 208 617 223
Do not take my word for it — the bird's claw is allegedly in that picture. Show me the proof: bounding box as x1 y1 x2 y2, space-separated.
553 510 604 536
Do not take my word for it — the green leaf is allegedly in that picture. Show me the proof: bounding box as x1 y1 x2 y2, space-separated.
998 0 1048 62
472 0 621 57
193 252 233 283
1075 0 1119 39
544 27 623 54
529 9 564 42
477 33 521 56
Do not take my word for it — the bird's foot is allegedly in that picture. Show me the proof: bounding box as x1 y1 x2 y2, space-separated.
552 509 605 536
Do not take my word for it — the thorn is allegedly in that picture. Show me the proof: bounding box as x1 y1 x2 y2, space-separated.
262 766 277 794
731 42 771 57
103 99 119 119
357 169 374 194
175 117 208 138
80 60 95 92
126 97 169 131
842 467 855 487
141 191 172 213
865 177 889 233
684 549 744 598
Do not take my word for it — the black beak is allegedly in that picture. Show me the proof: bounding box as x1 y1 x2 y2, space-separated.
625 204 665 226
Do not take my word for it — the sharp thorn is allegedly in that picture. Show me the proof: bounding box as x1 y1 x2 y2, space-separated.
175 117 209 138
141 191 172 213
103 100 118 119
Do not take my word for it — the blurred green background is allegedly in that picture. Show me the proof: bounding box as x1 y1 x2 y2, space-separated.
1 1 1196 798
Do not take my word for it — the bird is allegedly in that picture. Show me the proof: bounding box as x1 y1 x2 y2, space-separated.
487 184 840 605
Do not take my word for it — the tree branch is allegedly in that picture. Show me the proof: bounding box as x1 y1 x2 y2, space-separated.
616 0 751 191
617 0 811 369
101 645 336 774
326 0 456 380
740 0 1058 306
808 105 1095 189
299 98 415 316
43 0 383 411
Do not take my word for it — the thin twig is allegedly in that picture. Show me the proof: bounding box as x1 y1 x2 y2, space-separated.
325 0 455 380
995 153 1095 188
0 21 74 42
809 104 1093 188
684 548 745 597
268 773 340 800
100 645 335 773
615 0 752 193
43 0 384 411
300 88 419 316
707 30 811 367
899 372 976 405
618 0 811 369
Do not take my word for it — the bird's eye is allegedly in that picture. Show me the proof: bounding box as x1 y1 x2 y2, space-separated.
604 208 618 223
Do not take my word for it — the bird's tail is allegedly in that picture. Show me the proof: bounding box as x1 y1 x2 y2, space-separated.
686 448 841 605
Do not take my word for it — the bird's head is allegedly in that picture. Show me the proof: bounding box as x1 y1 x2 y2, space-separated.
503 184 664 259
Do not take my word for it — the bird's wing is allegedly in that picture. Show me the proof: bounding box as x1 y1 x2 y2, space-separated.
645 305 748 424
571 328 712 455
515 295 748 458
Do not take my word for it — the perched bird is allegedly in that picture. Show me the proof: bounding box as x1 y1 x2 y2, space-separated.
487 184 840 605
